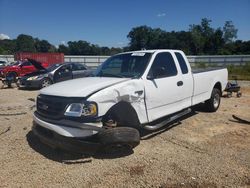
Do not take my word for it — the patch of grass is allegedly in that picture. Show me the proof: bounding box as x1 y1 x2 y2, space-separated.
227 63 250 80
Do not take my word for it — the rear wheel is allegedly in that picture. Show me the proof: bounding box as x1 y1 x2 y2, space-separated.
41 78 52 88
205 88 221 112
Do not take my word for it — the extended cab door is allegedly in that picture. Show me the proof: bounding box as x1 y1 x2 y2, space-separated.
173 51 193 109
143 51 192 122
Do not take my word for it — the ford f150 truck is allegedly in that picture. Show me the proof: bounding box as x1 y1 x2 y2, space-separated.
32 50 228 153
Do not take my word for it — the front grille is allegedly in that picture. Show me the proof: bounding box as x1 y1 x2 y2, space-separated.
37 94 83 119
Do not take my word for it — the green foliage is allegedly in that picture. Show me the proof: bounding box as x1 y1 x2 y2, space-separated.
223 21 238 43
0 34 123 55
127 18 249 55
195 62 207 69
35 39 52 52
0 18 249 56
227 63 250 80
15 34 36 52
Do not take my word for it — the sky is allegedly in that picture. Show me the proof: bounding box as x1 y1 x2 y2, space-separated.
0 0 249 47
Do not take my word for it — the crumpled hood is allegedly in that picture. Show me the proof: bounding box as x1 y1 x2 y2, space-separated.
40 77 130 97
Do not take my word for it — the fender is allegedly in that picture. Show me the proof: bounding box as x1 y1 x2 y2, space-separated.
88 79 149 124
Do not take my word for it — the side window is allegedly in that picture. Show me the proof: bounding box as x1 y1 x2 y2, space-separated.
149 52 177 78
175 52 188 74
22 61 32 66
58 64 72 74
72 63 87 71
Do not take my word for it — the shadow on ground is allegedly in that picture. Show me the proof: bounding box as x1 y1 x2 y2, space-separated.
26 131 134 164
26 105 210 163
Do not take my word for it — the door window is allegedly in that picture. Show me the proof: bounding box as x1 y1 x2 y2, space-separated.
58 64 72 74
175 52 188 74
148 52 177 78
72 63 87 71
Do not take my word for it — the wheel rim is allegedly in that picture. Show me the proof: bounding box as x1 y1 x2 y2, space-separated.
213 93 220 108
42 79 51 88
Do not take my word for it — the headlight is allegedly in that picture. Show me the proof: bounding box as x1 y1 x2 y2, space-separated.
27 76 40 80
64 102 97 117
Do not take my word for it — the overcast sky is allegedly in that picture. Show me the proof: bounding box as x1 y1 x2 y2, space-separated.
0 0 249 47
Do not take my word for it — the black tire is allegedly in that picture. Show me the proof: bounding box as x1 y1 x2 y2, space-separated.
41 78 52 88
236 92 242 98
98 127 140 150
205 88 221 112
6 72 18 82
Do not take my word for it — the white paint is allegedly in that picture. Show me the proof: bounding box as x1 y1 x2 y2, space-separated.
40 77 129 97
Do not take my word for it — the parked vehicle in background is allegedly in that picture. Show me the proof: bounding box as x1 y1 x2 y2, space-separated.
15 52 64 65
0 59 49 80
32 49 228 154
0 60 7 68
19 61 92 89
0 61 7 77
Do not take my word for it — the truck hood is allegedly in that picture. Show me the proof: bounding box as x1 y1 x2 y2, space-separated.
40 77 130 97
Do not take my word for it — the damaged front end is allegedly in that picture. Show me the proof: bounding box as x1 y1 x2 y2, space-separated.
32 77 146 154
33 94 105 153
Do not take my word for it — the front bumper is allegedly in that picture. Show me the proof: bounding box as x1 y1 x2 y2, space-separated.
32 113 104 153
32 122 101 154
18 78 42 88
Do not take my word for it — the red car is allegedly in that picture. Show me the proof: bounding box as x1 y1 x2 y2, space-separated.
0 60 49 80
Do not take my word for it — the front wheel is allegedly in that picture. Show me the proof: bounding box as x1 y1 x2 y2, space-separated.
41 78 52 88
98 127 140 153
204 88 221 112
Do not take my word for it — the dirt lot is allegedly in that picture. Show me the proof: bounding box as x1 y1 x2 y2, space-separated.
0 82 249 188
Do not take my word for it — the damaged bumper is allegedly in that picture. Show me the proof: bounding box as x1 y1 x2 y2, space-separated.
32 113 103 153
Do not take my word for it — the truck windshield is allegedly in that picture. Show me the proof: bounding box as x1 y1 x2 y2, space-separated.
95 52 152 78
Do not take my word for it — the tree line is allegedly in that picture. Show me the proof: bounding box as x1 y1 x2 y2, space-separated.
0 18 249 55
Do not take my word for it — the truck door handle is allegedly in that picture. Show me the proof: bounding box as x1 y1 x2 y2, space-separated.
177 81 183 86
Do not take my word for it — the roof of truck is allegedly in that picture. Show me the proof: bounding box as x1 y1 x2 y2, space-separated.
119 49 184 54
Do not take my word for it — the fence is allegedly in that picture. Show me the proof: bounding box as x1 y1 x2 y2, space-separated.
1 54 250 68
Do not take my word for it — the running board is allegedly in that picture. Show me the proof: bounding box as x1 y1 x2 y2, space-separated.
143 108 192 131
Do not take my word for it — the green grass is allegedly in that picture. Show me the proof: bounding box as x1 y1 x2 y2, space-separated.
227 63 250 80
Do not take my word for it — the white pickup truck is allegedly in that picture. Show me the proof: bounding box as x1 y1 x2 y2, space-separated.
32 49 228 153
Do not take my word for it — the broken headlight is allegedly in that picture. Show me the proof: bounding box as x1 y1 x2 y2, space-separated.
64 102 97 117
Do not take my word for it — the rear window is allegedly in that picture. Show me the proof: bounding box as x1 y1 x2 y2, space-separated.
175 52 188 74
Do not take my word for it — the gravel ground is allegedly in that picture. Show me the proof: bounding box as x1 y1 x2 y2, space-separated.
0 81 249 188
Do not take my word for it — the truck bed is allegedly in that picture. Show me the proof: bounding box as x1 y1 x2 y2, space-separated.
192 67 225 74
191 67 228 106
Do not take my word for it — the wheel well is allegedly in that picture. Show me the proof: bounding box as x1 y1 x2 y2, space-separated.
6 72 18 81
43 77 53 83
6 71 17 76
103 101 140 127
214 82 222 94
